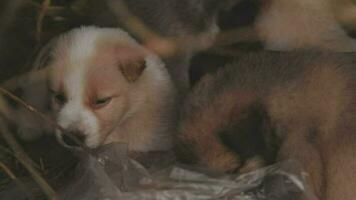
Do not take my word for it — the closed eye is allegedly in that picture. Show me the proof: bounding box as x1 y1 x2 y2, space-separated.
50 89 66 106
92 97 112 109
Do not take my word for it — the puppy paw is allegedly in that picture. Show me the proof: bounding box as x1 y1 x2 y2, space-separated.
199 150 240 173
239 156 265 174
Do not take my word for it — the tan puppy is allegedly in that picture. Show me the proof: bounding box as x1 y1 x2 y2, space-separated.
175 51 356 200
254 0 356 51
48 26 176 151
331 0 356 32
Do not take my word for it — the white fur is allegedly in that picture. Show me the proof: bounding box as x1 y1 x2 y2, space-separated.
54 27 101 148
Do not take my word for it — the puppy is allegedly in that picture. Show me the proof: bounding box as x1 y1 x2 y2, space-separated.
254 0 356 51
48 26 176 151
330 0 356 33
175 51 356 200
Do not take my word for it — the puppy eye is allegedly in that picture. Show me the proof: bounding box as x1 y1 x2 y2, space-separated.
53 93 66 105
93 97 111 109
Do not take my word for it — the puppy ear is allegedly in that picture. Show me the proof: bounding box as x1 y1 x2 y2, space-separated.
118 59 146 82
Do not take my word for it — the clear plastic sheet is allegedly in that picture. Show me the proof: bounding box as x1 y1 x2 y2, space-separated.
59 143 318 200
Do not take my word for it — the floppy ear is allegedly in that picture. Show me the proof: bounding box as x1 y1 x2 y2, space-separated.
118 59 146 82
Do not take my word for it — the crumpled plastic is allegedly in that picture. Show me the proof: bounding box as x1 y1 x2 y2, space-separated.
59 143 318 200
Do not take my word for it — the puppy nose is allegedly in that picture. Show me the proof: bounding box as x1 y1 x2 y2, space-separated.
62 131 86 147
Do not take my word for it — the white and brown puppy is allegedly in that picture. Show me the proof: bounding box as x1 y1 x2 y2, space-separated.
48 26 176 151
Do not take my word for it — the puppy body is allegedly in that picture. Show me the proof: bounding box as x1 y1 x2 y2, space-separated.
49 26 176 151
176 51 356 200
254 0 356 51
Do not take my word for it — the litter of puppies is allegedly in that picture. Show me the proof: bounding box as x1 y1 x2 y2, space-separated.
1 0 356 200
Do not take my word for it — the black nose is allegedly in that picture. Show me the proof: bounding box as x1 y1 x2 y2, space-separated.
62 131 86 147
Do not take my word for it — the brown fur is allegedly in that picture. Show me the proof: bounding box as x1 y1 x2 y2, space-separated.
331 0 356 32
175 51 356 200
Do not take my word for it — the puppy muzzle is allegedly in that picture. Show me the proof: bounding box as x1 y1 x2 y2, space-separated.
56 130 86 149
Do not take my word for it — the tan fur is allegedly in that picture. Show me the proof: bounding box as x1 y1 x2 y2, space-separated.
267 63 354 199
331 0 356 32
176 52 356 200
255 0 356 51
179 91 249 172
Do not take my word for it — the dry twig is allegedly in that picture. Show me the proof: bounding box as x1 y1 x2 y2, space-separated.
107 0 260 59
0 67 49 90
0 161 16 180
36 0 52 42
0 87 90 152
0 161 31 196
214 26 260 46
0 117 58 199
107 0 220 58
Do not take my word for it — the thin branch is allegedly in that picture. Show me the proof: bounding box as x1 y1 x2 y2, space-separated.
0 142 41 170
0 95 10 117
0 67 49 90
0 118 58 200
0 161 31 197
0 87 91 152
0 161 17 180
214 26 260 46
206 46 246 57
36 0 52 42
107 0 178 57
0 144 12 155
107 0 259 59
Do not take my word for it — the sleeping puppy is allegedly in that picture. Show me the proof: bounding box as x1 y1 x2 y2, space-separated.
254 0 356 51
48 26 176 151
175 51 356 200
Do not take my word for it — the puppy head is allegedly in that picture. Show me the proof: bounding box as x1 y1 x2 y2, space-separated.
48 26 160 148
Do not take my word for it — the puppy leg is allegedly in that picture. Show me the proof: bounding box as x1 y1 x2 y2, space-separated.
324 136 356 200
177 119 241 173
277 127 324 199
176 89 259 173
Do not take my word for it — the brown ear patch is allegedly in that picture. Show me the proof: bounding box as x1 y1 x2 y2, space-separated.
119 59 146 82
